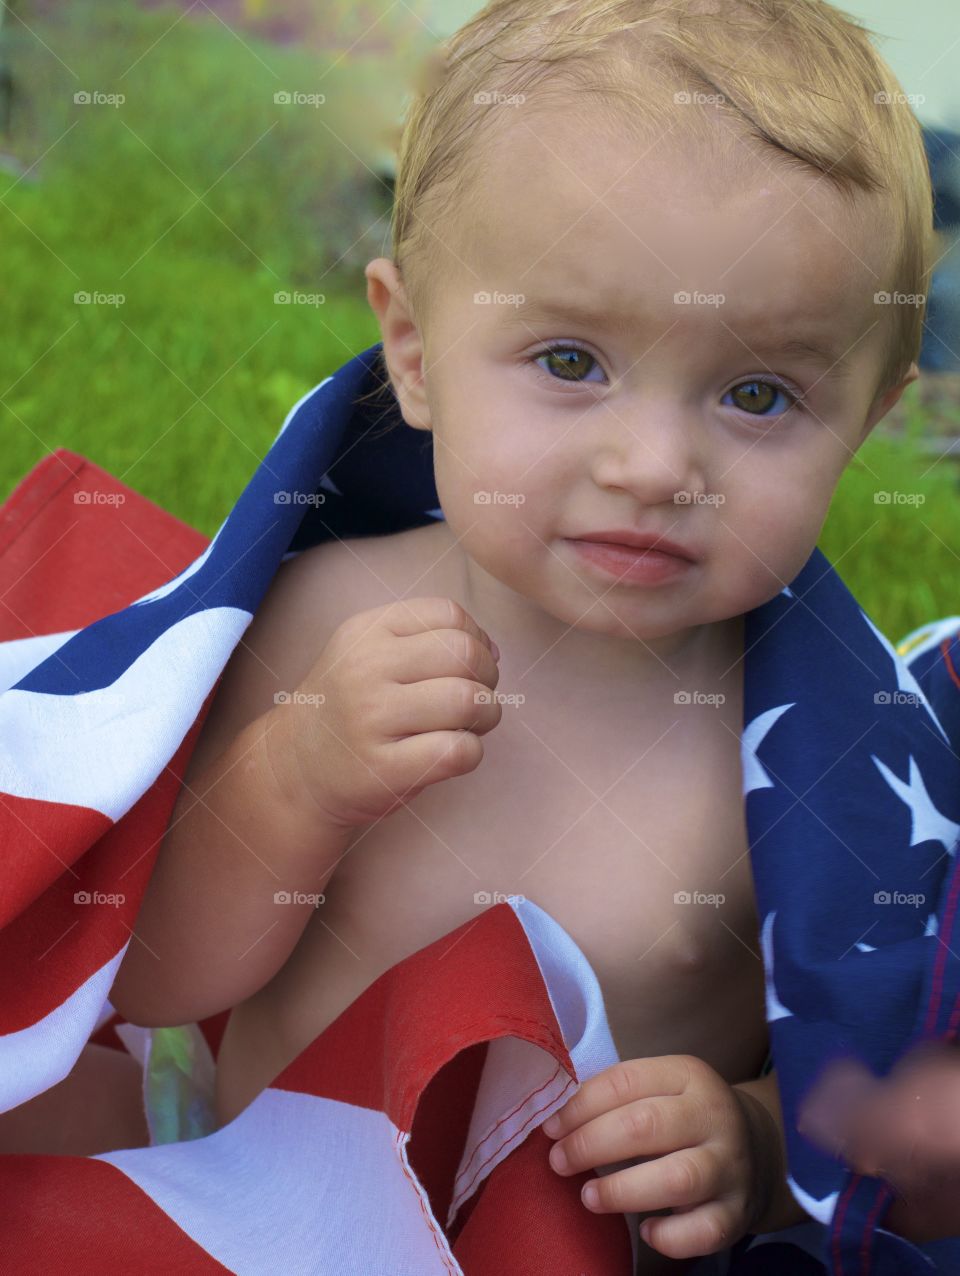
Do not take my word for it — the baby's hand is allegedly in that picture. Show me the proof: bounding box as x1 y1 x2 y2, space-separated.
272 596 502 830
798 1042 960 1243
541 1055 774 1260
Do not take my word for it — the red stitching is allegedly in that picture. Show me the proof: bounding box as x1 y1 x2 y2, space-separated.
451 1075 578 1208
452 1062 571 1194
395 1125 461 1274
940 635 960 694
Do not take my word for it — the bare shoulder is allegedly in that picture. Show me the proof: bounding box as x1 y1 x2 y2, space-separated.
181 520 456 784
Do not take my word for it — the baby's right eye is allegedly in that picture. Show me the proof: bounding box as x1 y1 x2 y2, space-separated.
528 344 607 385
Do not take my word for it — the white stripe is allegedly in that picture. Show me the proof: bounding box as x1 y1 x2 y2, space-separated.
97 1088 464 1275
0 607 251 819
896 616 960 664
0 950 124 1111
508 898 638 1266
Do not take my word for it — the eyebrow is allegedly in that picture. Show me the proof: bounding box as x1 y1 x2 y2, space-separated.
501 298 856 380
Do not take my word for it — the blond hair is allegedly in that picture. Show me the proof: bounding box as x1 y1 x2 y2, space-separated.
383 0 934 403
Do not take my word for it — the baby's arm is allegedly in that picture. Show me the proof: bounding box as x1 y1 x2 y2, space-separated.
110 546 358 1028
110 549 503 1029
732 1066 811 1231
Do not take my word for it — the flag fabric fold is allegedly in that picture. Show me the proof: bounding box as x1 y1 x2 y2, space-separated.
2 342 960 1274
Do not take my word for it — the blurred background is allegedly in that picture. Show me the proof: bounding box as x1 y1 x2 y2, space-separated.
0 0 958 637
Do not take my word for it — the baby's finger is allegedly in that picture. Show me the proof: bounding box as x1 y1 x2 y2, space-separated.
549 1095 701 1177
580 1145 720 1216
639 1201 735 1261
542 1056 696 1140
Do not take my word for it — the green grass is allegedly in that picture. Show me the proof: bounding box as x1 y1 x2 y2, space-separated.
0 0 385 530
2 2 958 643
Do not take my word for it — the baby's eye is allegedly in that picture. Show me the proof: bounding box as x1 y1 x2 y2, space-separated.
529 344 606 384
722 380 799 418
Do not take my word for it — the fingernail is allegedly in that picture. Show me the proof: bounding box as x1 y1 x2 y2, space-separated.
582 1182 599 1208
549 1143 568 1172
542 1114 561 1137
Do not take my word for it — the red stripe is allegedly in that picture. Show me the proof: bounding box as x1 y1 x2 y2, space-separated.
0 687 217 1033
452 1125 633 1273
0 1155 231 1272
274 903 572 1134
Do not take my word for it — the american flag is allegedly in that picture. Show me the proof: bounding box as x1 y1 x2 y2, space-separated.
1 342 960 1274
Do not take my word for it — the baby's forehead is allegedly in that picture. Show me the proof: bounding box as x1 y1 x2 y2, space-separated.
448 98 893 337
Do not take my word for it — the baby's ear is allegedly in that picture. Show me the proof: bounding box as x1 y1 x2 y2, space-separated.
856 360 920 447
364 257 432 432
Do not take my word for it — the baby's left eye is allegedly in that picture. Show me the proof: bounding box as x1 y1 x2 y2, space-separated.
722 380 799 417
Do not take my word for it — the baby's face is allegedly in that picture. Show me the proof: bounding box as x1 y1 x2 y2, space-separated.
380 103 913 641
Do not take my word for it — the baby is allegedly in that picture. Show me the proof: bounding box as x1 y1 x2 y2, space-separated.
106 0 932 1266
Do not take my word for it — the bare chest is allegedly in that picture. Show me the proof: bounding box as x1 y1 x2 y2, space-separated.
242 694 768 1103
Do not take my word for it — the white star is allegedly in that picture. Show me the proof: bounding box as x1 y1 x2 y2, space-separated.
318 473 343 497
761 911 793 1022
925 912 939 937
855 941 876 953
742 704 795 795
863 612 950 745
787 1176 839 1225
424 507 445 520
780 584 796 599
871 754 960 856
